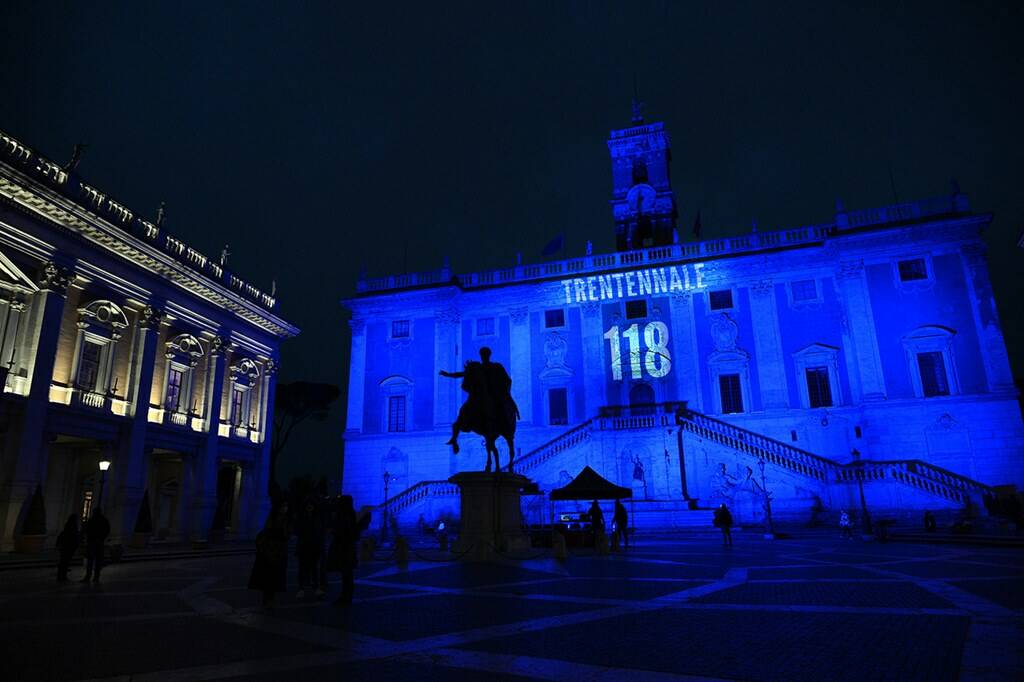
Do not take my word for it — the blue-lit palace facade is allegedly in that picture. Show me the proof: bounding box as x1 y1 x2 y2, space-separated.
343 116 1023 528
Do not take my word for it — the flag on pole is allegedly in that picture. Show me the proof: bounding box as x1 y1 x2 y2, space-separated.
542 233 564 256
692 210 702 239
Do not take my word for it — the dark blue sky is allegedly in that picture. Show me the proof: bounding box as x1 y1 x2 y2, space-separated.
2 2 1021 480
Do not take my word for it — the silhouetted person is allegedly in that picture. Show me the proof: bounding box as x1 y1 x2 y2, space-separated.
839 509 854 539
440 347 519 455
56 514 80 582
81 509 110 583
589 500 605 547
328 495 370 606
613 500 629 548
713 503 733 546
249 504 289 608
923 510 937 532
295 495 325 598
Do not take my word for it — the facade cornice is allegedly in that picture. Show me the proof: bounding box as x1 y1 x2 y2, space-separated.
0 171 299 339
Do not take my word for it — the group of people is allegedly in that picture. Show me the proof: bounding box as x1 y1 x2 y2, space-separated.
248 493 369 608
54 509 111 583
587 499 630 548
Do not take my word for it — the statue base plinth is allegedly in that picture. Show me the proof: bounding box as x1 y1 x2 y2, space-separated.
448 472 532 561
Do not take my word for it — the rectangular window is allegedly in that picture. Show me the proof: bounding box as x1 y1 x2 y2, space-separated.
548 387 568 425
545 309 565 328
898 258 928 282
388 395 407 432
917 352 950 397
791 279 817 302
476 317 495 336
625 300 647 319
805 367 833 408
709 289 733 311
719 373 743 414
166 367 184 411
391 320 410 338
230 388 246 426
77 340 103 391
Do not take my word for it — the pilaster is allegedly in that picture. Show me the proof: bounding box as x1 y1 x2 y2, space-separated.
433 307 460 426
508 306 532 424
835 260 887 401
667 292 703 411
580 300 605 419
748 280 789 409
250 357 279 536
345 318 367 432
110 305 163 543
190 335 226 542
0 263 71 551
960 243 1014 391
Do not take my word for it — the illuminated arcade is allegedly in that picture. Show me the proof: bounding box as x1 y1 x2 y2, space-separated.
342 110 1024 529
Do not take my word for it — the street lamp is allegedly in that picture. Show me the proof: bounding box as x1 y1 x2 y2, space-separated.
851 448 873 535
757 458 776 539
97 459 111 510
381 470 396 544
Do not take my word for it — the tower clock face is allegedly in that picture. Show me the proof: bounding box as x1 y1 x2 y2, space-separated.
627 184 656 214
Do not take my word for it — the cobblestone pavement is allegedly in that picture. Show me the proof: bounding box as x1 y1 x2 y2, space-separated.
1 531 1021 681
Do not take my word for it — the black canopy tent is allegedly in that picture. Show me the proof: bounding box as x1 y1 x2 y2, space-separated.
549 466 631 500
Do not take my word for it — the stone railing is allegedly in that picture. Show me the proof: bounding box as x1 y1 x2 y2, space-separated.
73 389 109 411
0 129 277 311
167 411 189 427
515 418 596 474
380 480 460 517
356 191 970 295
835 460 992 506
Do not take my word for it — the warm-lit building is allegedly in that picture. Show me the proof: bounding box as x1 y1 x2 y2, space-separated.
342 111 1023 529
0 129 299 551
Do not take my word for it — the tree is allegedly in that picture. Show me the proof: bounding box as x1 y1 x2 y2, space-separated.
270 381 341 494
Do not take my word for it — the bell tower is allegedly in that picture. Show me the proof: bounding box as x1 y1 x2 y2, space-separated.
607 99 678 251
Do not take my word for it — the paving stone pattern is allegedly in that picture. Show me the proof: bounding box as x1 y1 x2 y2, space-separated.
0 532 1020 681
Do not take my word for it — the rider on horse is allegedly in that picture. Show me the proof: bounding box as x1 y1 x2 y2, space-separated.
439 347 518 455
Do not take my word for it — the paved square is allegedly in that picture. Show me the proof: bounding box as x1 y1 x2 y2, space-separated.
1 532 1021 680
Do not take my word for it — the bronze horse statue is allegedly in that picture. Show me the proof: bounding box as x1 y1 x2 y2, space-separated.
440 359 519 472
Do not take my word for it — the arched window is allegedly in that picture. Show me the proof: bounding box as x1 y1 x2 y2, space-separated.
163 333 204 421
380 375 413 433
228 358 261 429
71 300 129 397
629 383 655 415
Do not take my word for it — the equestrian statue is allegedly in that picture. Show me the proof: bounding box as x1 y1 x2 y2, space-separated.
439 347 520 472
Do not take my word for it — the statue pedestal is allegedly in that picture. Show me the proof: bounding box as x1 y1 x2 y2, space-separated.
449 472 532 561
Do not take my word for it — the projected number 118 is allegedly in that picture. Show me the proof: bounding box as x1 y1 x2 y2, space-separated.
603 322 672 380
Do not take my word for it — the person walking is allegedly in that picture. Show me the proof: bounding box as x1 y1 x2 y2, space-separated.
588 500 605 549
613 500 629 549
249 504 289 609
713 503 733 547
328 495 370 606
56 514 80 582
839 509 854 539
81 508 110 583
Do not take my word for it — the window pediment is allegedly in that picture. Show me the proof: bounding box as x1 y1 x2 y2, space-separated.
78 300 129 332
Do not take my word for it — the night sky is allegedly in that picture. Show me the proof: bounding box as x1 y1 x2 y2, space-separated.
2 2 1021 482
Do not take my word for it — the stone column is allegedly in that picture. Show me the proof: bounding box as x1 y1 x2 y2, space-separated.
0 263 72 551
189 336 226 543
508 307 532 424
960 243 1015 392
748 280 790 409
433 307 460 426
344 318 366 433
109 306 163 544
667 292 704 411
249 358 278 537
835 260 886 402
0 299 26 389
580 301 605 419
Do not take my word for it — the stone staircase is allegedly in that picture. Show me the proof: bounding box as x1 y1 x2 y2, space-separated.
375 402 998 527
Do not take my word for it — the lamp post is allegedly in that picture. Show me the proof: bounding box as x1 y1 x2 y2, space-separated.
757 458 776 539
381 470 395 544
97 459 111 510
851 448 873 536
